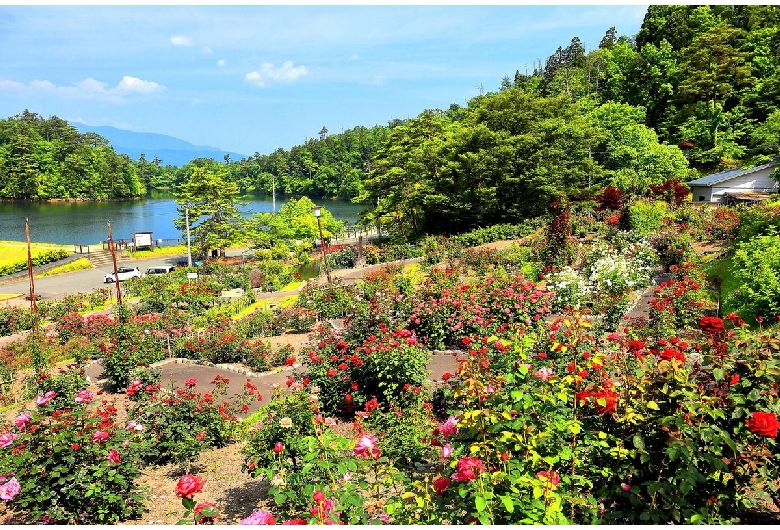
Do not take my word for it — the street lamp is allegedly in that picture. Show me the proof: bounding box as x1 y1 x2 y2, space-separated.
312 206 332 285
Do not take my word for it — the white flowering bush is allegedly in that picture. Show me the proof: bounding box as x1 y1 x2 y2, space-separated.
546 266 589 313
582 242 655 297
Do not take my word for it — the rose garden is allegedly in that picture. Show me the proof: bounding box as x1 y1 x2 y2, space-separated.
1 189 779 525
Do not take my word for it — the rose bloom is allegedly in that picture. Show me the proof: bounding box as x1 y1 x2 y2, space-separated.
441 372 452 381
75 390 94 404
185 378 198 388
279 417 293 428
354 434 381 459
107 449 122 464
659 348 686 363
92 430 110 443
36 390 56 406
175 474 207 498
533 367 555 381
433 476 451 494
0 476 21 501
282 518 307 525
14 412 31 430
536 470 560 488
746 411 780 439
440 443 453 459
241 509 276 525
273 441 284 454
699 316 725 335
440 415 459 437
0 433 18 448
452 456 485 482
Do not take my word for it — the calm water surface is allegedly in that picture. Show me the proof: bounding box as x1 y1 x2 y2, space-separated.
0 192 368 245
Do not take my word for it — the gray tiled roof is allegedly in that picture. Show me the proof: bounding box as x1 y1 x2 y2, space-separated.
687 160 777 186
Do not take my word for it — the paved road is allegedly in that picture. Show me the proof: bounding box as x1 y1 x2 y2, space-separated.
0 254 195 302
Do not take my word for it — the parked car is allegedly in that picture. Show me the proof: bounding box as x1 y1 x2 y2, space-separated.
176 259 203 267
104 266 141 283
145 265 176 276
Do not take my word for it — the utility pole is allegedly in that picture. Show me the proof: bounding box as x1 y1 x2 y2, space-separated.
107 220 123 306
312 206 332 285
185 208 192 267
25 218 37 317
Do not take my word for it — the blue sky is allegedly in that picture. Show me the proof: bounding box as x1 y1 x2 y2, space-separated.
0 4 649 158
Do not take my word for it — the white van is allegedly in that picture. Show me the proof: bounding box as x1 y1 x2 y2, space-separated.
145 265 176 276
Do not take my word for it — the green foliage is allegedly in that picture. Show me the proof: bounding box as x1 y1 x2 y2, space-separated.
730 230 780 319
628 199 668 239
174 161 246 258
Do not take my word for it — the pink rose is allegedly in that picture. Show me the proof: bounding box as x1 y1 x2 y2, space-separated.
440 416 459 437
354 434 381 460
452 457 485 482
36 391 56 406
14 412 31 430
241 509 276 525
0 433 18 448
534 367 555 381
440 443 453 459
75 390 94 404
107 449 121 463
0 476 21 501
175 474 206 498
92 430 110 443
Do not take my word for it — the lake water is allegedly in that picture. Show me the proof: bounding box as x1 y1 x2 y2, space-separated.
0 191 369 246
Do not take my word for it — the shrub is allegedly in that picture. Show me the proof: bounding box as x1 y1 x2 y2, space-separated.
127 376 245 466
0 394 144 524
628 199 668 240
730 231 780 319
301 325 430 416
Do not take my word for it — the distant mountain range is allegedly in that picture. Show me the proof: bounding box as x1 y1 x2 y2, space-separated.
72 123 248 167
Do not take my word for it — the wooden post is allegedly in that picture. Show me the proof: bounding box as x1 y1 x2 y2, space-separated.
107 220 123 306
25 218 38 318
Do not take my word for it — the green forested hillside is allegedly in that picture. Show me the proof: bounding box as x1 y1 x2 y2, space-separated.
0 110 145 200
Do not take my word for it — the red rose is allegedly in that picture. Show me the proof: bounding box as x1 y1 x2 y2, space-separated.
441 372 452 381
433 476 451 494
746 411 780 438
699 316 725 336
175 474 207 498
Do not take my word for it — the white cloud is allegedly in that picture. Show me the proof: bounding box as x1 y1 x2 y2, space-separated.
0 76 165 102
244 61 307 87
0 79 26 91
116 76 161 95
76 78 108 93
171 35 193 46
217 59 226 67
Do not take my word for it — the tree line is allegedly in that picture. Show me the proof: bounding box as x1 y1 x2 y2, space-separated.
1 5 779 240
